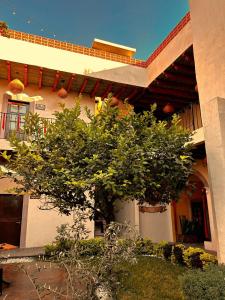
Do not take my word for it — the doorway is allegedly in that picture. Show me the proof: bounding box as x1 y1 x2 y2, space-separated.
0 195 23 246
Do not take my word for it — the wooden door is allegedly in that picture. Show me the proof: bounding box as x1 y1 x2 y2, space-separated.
0 195 23 246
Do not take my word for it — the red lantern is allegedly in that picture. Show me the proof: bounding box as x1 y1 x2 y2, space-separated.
8 79 24 94
195 84 198 93
57 87 68 98
109 97 120 107
163 103 174 114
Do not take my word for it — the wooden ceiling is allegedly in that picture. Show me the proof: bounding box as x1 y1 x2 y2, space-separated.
0 46 198 115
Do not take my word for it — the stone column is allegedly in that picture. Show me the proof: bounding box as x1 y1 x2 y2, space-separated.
189 0 225 262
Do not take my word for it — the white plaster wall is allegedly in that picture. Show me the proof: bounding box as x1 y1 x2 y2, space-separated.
25 198 94 247
139 206 174 242
146 22 193 85
0 36 147 87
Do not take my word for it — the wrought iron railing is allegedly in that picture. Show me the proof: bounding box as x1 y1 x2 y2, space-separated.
0 112 54 140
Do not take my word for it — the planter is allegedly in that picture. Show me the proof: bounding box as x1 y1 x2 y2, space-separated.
139 205 166 213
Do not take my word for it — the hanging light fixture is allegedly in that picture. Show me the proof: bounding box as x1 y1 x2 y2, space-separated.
57 87 68 98
163 103 174 114
8 79 24 94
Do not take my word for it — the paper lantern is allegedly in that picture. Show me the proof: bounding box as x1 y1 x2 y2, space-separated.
57 87 68 98
109 97 120 107
8 79 24 94
163 103 174 114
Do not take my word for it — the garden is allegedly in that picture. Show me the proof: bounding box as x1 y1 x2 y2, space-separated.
0 97 222 299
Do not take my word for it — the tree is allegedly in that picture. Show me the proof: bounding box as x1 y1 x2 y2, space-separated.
4 97 193 224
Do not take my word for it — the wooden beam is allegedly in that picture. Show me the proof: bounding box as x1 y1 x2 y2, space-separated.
90 80 100 98
38 67 43 89
172 63 195 76
101 83 112 99
127 88 138 101
6 61 11 82
66 74 76 92
163 72 195 85
79 78 88 94
144 93 191 104
52 71 61 92
24 64 28 87
115 86 126 99
149 86 195 99
182 54 194 65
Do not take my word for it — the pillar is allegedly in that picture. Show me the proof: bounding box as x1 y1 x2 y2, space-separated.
189 0 225 262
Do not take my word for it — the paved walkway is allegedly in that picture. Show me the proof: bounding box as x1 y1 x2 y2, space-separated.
0 247 45 259
1 262 65 300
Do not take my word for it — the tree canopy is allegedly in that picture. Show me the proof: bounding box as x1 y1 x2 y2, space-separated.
4 98 193 223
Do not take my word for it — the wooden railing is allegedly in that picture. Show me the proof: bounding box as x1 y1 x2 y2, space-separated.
178 103 203 131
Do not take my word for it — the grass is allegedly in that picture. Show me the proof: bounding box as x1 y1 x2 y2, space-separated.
117 256 185 300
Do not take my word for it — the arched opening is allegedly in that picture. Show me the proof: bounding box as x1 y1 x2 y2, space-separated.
172 174 211 244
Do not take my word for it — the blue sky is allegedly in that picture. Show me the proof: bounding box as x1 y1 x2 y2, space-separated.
0 0 189 59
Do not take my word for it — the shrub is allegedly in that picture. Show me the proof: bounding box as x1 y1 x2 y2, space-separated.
183 247 204 269
200 252 217 268
180 264 225 300
153 241 168 258
79 238 105 256
172 244 185 265
162 243 173 260
135 238 154 255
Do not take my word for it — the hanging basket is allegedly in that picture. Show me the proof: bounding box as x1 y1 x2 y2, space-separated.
8 79 24 94
139 205 167 213
108 97 120 107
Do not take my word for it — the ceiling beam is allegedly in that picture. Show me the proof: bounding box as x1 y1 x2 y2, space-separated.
101 83 112 99
149 86 196 99
24 64 28 87
52 71 61 92
6 61 11 82
90 80 100 98
66 74 76 92
162 72 195 85
79 78 88 94
115 86 126 99
38 67 43 89
172 63 195 76
127 88 138 101
182 54 195 66
144 93 191 104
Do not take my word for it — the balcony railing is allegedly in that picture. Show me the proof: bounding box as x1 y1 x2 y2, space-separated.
178 103 203 131
0 112 54 140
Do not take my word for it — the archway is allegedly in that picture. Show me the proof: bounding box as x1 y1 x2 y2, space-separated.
172 174 211 243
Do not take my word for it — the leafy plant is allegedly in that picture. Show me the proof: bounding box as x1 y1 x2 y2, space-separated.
180 264 225 300
5 97 193 224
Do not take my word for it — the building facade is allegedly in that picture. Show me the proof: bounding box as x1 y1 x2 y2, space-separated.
0 0 225 262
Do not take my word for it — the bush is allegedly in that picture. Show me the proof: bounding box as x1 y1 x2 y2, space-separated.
183 247 204 269
162 243 173 260
180 264 225 300
172 244 185 265
200 252 217 268
135 238 154 255
79 238 105 256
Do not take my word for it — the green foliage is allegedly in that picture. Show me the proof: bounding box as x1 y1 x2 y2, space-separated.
180 264 225 300
162 243 173 260
5 98 193 222
200 252 218 268
79 238 105 256
183 247 204 269
135 238 154 255
172 244 185 265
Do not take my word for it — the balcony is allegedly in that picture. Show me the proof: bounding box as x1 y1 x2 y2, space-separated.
0 112 54 140
178 103 202 131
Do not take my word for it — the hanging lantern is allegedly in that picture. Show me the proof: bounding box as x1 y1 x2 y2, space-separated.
8 79 24 94
57 87 68 98
163 103 174 114
108 97 120 107
195 83 198 93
